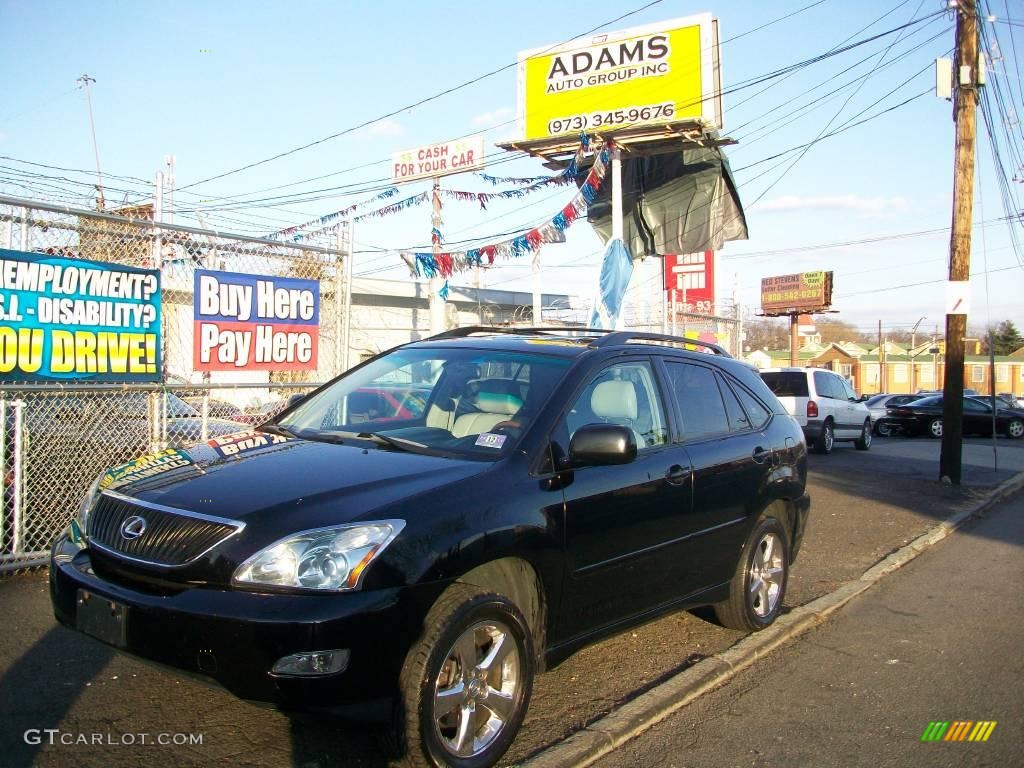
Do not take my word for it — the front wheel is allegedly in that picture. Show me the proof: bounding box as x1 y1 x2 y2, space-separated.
1006 418 1024 439
395 584 534 768
714 516 790 632
928 417 943 439
855 419 872 450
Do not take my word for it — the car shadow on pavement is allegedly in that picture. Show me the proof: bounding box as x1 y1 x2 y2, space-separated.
0 625 114 768
286 710 392 767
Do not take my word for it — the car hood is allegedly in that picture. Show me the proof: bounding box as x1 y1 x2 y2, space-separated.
97 428 491 525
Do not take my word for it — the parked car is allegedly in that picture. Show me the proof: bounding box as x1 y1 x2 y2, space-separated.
183 396 246 421
883 395 1024 439
18 391 242 553
760 367 872 453
51 328 810 768
864 394 924 436
235 399 289 425
996 392 1024 409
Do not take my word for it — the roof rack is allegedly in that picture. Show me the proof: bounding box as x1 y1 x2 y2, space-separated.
426 326 605 340
589 331 732 357
424 327 731 357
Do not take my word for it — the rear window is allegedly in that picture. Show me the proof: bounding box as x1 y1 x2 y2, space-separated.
760 372 809 398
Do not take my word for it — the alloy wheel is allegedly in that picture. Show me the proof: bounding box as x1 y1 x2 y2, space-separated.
748 532 785 618
432 620 521 759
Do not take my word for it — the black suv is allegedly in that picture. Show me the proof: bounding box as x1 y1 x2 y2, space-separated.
50 328 809 767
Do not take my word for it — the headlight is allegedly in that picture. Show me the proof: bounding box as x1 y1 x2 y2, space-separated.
232 520 405 591
70 474 102 544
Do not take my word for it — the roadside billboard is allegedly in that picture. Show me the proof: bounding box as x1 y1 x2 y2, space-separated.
193 269 319 372
516 13 721 141
760 271 834 315
392 136 485 184
0 248 161 383
664 250 715 314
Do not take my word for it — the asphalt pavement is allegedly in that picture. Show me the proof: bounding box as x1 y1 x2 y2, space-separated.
0 436 1020 767
596 489 1024 768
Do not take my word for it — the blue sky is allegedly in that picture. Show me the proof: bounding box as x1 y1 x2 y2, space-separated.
1 0 1022 340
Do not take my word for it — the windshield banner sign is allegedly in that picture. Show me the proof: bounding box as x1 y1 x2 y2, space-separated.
0 248 161 383
193 269 319 371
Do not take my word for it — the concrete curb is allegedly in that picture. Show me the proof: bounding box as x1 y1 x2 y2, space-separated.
522 469 1024 768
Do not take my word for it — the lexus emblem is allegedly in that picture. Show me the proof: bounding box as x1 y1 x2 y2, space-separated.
120 515 147 541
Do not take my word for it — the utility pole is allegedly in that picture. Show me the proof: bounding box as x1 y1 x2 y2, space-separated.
941 0 979 485
164 155 176 225
910 315 927 393
77 74 105 210
877 320 883 392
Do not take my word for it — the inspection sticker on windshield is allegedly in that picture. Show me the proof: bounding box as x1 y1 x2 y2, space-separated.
475 433 507 449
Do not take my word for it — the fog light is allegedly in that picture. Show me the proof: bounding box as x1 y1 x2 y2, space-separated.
271 649 350 677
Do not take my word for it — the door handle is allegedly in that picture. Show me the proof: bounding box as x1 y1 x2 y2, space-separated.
752 446 770 464
665 465 691 485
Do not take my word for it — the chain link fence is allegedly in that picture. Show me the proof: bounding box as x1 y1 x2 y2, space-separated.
1 198 343 572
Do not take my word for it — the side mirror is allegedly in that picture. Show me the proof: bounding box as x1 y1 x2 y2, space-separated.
287 393 307 408
859 394 870 402
568 424 637 467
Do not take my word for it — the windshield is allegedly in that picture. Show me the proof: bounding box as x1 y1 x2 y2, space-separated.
278 347 572 460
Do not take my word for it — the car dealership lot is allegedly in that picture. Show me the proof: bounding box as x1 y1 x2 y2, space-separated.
1 436 1021 768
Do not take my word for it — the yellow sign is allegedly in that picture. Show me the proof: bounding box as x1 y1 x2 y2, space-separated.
517 14 719 141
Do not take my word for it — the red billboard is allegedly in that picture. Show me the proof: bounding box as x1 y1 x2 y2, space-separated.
664 251 715 315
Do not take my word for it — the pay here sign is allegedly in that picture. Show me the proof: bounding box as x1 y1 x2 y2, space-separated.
194 270 319 371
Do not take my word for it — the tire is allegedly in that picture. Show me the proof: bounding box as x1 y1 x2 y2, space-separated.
855 419 872 450
714 516 790 632
394 583 534 768
928 417 943 439
813 420 834 454
875 420 893 437
1006 418 1024 439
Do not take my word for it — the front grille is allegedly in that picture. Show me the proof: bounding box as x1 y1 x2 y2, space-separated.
88 492 242 567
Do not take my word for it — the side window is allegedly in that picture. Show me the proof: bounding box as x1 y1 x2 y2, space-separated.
813 370 837 400
564 361 668 450
728 379 772 430
840 378 857 401
717 374 751 432
963 398 987 412
665 362 730 440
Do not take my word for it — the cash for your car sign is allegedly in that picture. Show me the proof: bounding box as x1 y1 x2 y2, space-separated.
391 136 485 184
0 248 161 383
194 269 319 371
516 13 721 141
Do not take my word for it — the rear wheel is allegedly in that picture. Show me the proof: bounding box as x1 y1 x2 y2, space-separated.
394 584 533 768
714 516 790 632
855 419 872 450
928 417 943 439
813 421 834 454
875 420 894 437
1007 418 1024 439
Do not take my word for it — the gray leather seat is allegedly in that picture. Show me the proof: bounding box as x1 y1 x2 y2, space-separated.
452 387 523 438
590 380 647 448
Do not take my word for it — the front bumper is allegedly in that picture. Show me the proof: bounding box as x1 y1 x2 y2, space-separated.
49 535 446 712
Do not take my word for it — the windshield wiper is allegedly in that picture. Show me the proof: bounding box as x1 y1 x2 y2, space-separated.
358 432 430 453
260 423 300 439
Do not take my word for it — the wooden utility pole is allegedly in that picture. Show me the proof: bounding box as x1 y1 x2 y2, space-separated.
940 0 978 484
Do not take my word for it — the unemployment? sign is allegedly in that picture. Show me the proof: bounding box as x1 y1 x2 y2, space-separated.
0 248 161 383
194 269 319 371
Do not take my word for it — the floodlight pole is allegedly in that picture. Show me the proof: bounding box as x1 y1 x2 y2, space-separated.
940 0 978 485
429 178 445 334
611 145 625 331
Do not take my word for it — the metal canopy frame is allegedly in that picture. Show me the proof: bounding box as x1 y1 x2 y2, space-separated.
497 121 736 170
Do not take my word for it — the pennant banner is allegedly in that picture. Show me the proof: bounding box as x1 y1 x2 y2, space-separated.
267 187 400 241
407 139 613 280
